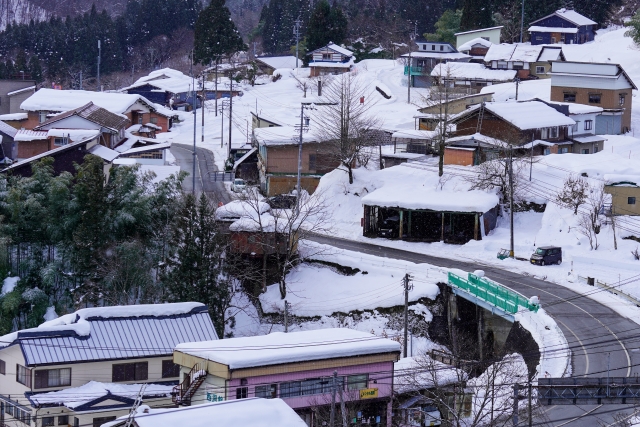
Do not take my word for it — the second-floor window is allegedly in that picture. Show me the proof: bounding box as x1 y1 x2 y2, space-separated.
584 120 593 131
620 94 626 106
322 53 331 60
347 374 369 390
563 93 576 102
588 93 601 104
112 362 148 382
629 197 637 205
572 121 580 132
536 66 545 74
38 111 47 123
0 359 5 374
255 384 277 399
16 364 31 386
541 127 558 139
162 360 180 378
35 368 71 389
42 417 55 427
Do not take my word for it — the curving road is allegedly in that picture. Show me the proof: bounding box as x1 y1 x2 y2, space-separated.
309 234 640 426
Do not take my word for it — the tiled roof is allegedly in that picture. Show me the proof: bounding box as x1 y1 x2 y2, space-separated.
36 102 129 132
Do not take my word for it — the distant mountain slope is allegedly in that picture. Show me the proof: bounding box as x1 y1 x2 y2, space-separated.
0 0 48 30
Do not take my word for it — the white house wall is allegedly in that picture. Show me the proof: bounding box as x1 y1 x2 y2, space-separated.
0 344 30 397
568 112 599 135
456 28 501 48
38 116 102 131
552 62 618 76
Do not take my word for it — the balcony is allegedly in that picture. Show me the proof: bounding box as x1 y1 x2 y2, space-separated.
404 66 426 76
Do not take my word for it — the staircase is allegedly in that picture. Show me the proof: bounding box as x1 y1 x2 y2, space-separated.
476 102 485 134
172 362 207 406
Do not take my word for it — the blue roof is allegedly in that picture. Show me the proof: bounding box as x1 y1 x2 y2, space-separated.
6 304 218 366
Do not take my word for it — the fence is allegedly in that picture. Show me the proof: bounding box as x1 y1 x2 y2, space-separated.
209 172 235 182
577 275 640 307
448 272 540 314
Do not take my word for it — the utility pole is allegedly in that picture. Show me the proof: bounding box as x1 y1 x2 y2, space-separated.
201 73 205 142
406 48 412 104
528 379 533 427
97 40 101 91
338 377 347 427
297 103 304 209
512 383 519 426
293 18 302 69
330 371 337 427
228 72 233 160
191 52 197 194
284 300 290 332
215 58 219 117
509 145 514 258
403 273 413 357
520 0 525 43
515 77 520 100
220 100 227 148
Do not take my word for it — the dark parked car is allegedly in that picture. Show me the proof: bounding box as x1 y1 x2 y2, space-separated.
378 215 400 238
530 246 562 266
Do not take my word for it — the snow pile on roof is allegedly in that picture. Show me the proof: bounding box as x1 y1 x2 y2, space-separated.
7 86 35 96
229 213 292 233
484 44 516 62
392 129 437 140
254 126 316 145
119 399 308 427
458 37 493 52
216 200 270 221
30 381 174 409
176 328 400 369
546 102 602 114
326 43 353 57
447 133 506 146
0 120 17 137
14 129 48 141
0 113 27 121
256 56 299 70
553 9 596 26
47 129 101 141
529 26 578 34
431 62 516 81
21 89 149 114
89 144 120 162
362 184 499 213
538 47 563 62
394 355 464 393
511 45 543 62
604 174 640 185
124 68 204 94
402 51 470 60
484 101 575 129
481 79 551 102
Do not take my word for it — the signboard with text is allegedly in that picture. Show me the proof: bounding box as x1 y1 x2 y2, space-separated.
359 388 379 399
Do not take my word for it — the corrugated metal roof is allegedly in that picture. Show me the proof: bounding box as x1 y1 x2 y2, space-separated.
16 306 217 366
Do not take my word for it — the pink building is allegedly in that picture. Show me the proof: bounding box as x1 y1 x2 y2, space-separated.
172 329 401 427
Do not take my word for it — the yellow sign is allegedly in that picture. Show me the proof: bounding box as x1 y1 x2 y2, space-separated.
359 388 378 399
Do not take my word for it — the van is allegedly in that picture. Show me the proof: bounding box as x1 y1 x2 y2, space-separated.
530 246 562 266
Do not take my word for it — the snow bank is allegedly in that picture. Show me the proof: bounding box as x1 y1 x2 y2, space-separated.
394 355 465 393
176 328 400 369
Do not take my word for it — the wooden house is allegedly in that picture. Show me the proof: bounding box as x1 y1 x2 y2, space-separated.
401 40 470 88
457 38 493 63
431 62 516 94
604 176 640 216
307 43 355 77
255 56 298 74
549 61 637 134
529 9 596 45
484 44 543 79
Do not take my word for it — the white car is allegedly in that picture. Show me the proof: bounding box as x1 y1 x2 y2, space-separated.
231 178 246 193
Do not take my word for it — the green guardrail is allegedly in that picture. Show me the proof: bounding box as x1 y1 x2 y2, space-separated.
448 272 540 314
403 66 426 76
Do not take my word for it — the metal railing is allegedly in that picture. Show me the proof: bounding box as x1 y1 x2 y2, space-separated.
448 272 540 314
404 66 426 76
577 275 640 307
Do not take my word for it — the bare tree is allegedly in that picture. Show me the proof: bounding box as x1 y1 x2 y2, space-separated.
290 72 310 98
556 174 589 215
576 183 605 250
315 72 382 184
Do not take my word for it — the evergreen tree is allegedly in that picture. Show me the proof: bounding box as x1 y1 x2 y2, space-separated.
260 0 311 55
194 0 246 64
305 0 348 52
425 9 462 44
460 0 493 32
28 55 43 83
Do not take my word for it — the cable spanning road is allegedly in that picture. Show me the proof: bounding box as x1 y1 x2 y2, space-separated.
173 148 639 425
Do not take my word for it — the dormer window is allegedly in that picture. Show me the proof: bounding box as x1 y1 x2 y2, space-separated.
322 53 332 60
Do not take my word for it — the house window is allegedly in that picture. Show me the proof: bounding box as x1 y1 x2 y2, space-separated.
572 121 580 132
16 364 31 386
150 117 158 124
588 94 601 104
620 94 626 106
308 153 316 170
138 116 143 124
58 415 69 425
38 111 47 123
584 120 593 131
42 417 55 427
422 44 426 50
629 197 637 205
0 359 5 374
549 127 558 138
581 148 590 154
279 381 302 398
432 45 435 50
54 137 68 146
543 148 551 155
440 45 443 51
512 61 523 70
559 147 569 154
74 418 79 427
497 61 507 69
34 368 71 388
563 93 576 102
551 37 556 43
322 53 331 60
236 387 248 399
161 360 180 378
255 384 277 399
112 362 148 382
92 417 116 427
347 374 368 390
536 66 545 74
15 407 30 425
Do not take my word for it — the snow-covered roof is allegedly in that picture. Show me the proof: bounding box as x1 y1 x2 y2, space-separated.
89 144 120 162
112 399 308 427
391 129 437 140
215 200 270 221
531 9 596 27
0 113 27 121
229 213 292 233
538 47 563 62
14 129 48 141
0 302 218 365
604 174 640 186
454 26 503 36
232 147 257 171
511 45 544 62
256 56 298 70
484 44 542 63
401 51 471 60
253 126 316 146
309 60 354 68
521 140 558 149
548 102 602 114
21 89 153 114
484 44 516 62
394 356 465 393
7 85 35 96
29 381 173 409
0 120 17 138
46 129 101 141
362 185 499 213
124 68 220 94
528 26 578 34
572 135 605 143
483 101 575 130
447 133 506 147
326 43 353 57
457 37 493 52
121 142 171 155
175 328 400 369
431 62 516 81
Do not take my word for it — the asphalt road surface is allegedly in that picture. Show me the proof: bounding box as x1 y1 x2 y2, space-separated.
309 234 640 426
170 143 232 205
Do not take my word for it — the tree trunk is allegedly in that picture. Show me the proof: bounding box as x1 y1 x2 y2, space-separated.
438 140 445 177
345 162 354 184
